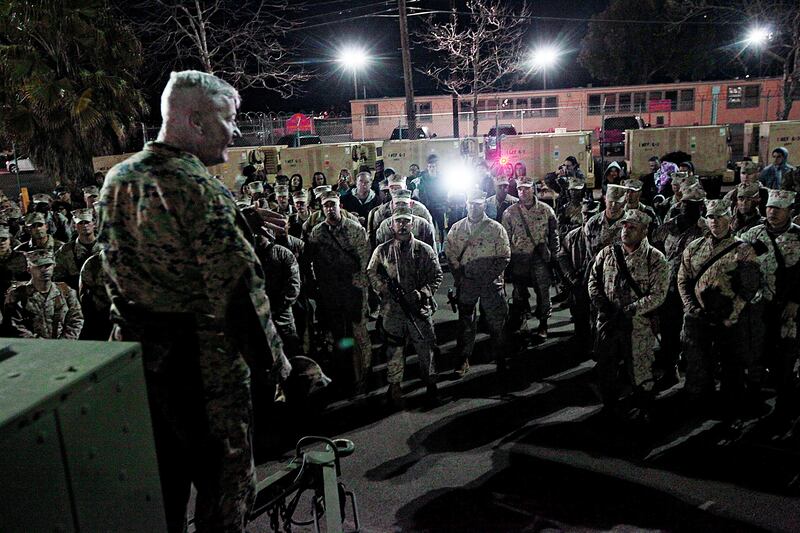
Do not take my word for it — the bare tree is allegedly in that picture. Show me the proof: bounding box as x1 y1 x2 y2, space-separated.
672 0 799 119
121 0 310 96
415 0 531 137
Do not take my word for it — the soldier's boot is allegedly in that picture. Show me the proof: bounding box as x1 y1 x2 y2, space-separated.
386 383 404 409
536 318 548 339
505 301 527 333
455 359 470 378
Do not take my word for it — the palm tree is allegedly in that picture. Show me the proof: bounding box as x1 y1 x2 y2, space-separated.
0 0 148 189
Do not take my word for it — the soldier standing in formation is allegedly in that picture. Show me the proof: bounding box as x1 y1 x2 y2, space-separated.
304 189 372 393
6 249 83 339
445 189 511 375
375 190 437 249
368 205 443 407
677 199 761 413
16 212 63 253
588 210 668 418
730 181 765 235
503 176 559 338
485 173 519 222
54 208 99 289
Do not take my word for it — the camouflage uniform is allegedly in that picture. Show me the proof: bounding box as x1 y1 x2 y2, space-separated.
367 233 443 386
445 197 511 369
254 235 302 356
369 194 433 238
54 217 100 291
0 224 29 301
502 184 559 326
6 251 83 339
98 142 286 533
375 213 437 251
728 182 766 235
485 193 519 223
78 252 112 340
301 205 358 240
678 199 761 401
584 209 624 258
305 206 372 387
740 190 800 413
15 212 64 253
588 211 669 405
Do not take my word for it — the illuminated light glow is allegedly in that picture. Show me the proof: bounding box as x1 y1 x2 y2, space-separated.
530 45 560 69
337 46 370 70
442 161 477 193
745 27 771 46
499 157 509 165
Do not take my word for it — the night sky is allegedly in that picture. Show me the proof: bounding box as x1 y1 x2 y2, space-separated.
240 0 612 114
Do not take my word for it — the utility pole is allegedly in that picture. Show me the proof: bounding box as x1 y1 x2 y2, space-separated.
450 0 459 139
398 0 417 139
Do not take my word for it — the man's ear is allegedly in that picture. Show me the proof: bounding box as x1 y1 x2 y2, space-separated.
189 111 205 136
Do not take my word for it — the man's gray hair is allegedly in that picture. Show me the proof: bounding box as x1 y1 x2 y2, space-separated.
160 70 240 119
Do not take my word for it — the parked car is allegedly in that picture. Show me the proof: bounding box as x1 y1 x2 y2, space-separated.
487 124 518 137
276 134 322 147
389 126 430 140
597 116 646 156
484 124 518 159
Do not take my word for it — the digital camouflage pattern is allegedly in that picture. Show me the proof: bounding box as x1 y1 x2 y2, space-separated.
54 238 100 289
740 223 800 307
14 234 63 253
97 141 288 532
485 193 518 222
78 253 112 340
6 281 83 339
588 238 669 390
367 236 443 384
375 213 437 251
584 211 624 257
445 214 511 359
502 200 558 256
369 200 433 236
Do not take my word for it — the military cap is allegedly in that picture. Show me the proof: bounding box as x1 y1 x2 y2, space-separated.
291 190 308 202
672 171 697 188
24 212 46 226
391 205 414 220
0 226 10 239
71 208 94 223
319 190 340 204
737 181 761 199
52 185 69 197
467 189 487 203
383 167 397 177
494 174 510 186
379 179 390 191
82 186 99 197
622 178 643 191
582 199 600 214
606 184 629 204
25 249 55 267
740 161 759 175
516 176 535 188
680 182 706 202
247 181 265 194
766 189 796 209
2 205 22 219
387 173 407 186
274 185 290 197
32 193 52 204
568 176 586 190
313 185 332 198
391 189 413 203
621 208 652 227
704 199 732 218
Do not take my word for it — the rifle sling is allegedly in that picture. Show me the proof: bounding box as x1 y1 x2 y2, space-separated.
691 240 742 292
612 244 646 299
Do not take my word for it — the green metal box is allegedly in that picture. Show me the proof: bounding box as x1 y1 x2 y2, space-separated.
0 339 166 532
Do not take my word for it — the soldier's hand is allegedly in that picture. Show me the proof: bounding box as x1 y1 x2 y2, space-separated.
411 290 422 304
782 302 799 322
255 206 288 234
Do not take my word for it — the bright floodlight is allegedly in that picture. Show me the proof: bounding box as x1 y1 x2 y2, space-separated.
442 161 477 194
745 27 771 46
531 46 560 69
337 46 369 70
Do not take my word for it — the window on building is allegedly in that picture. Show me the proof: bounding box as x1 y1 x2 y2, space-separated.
530 97 543 117
416 101 432 122
656 116 665 126
544 96 558 117
365 104 379 125
727 85 760 108
618 93 632 112
515 98 529 117
665 90 679 111
648 90 664 103
602 93 617 113
679 89 695 111
500 98 515 118
588 94 602 115
460 100 472 112
633 92 647 112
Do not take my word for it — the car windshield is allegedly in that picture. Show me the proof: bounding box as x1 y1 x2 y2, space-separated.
489 126 516 136
604 117 640 130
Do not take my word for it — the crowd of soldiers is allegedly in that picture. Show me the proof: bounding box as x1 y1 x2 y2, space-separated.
6 69 800 532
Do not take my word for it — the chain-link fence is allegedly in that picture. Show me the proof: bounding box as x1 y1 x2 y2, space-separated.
139 91 799 148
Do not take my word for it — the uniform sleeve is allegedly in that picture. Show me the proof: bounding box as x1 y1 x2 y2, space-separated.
418 245 443 300
352 224 370 278
375 221 390 248
729 243 760 321
547 211 560 256
586 251 603 302
53 244 70 282
489 225 511 280
7 291 36 338
366 247 387 295
630 251 668 316
279 247 301 308
557 230 578 282
443 223 460 269
501 208 514 241
676 245 698 313
61 286 84 340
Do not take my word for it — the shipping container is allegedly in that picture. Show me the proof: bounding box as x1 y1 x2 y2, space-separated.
757 120 800 165
626 125 731 177
383 138 481 178
494 132 595 187
92 153 137 174
207 147 253 191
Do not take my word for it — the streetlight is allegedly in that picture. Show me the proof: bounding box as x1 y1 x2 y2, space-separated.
337 46 370 100
745 27 772 47
530 45 560 90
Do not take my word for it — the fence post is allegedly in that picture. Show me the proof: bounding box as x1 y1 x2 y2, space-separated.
579 106 584 131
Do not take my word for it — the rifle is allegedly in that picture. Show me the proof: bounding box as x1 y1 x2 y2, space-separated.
376 263 425 338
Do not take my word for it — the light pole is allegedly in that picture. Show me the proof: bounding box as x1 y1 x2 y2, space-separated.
744 27 773 78
530 45 560 90
337 46 370 100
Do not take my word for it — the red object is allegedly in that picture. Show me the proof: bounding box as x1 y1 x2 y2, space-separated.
648 99 672 112
285 113 314 133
